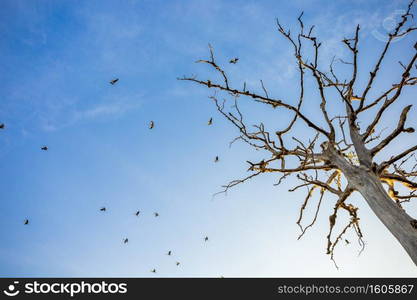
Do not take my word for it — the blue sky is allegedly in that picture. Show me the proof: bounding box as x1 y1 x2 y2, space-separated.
0 0 416 277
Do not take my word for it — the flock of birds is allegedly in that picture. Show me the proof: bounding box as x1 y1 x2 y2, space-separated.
0 64 244 274
99 203 209 272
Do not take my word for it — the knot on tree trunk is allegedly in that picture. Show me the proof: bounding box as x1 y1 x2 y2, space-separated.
410 219 417 230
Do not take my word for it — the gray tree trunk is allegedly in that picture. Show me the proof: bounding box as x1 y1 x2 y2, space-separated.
349 169 417 266
325 144 417 266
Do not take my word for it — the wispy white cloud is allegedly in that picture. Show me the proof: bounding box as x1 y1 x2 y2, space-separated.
39 94 143 132
73 100 141 121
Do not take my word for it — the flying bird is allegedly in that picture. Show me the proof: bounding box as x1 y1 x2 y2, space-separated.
176 262 180 266
207 118 213 126
123 238 129 244
214 156 219 163
135 210 140 216
41 146 48 151
204 236 209 242
109 78 119 85
154 212 159 217
149 121 154 129
24 219 29 225
0 123 4 129
167 251 172 256
345 239 350 245
151 269 156 273
100 207 106 212
229 58 239 64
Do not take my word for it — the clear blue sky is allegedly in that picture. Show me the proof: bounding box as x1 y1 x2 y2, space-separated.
1 0 416 277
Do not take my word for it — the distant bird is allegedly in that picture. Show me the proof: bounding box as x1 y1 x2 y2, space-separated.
135 210 140 216
109 78 119 85
207 117 213 126
123 238 129 244
204 236 209 242
214 156 219 163
151 269 156 273
154 212 159 217
149 120 154 129
100 207 106 212
0 123 4 129
229 58 239 64
345 239 350 245
176 262 180 266
41 146 48 151
24 219 29 225
167 251 172 256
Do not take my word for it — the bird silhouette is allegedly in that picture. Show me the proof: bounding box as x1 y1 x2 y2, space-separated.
123 238 129 244
24 219 29 225
167 251 172 256
0 123 4 129
100 207 106 212
151 269 156 273
176 262 180 266
154 212 159 217
41 146 48 151
214 156 219 163
345 239 350 245
109 78 119 85
208 118 213 125
135 210 140 216
229 58 239 64
149 121 154 129
204 236 209 242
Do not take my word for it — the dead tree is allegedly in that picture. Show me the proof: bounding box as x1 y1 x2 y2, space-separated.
180 0 417 267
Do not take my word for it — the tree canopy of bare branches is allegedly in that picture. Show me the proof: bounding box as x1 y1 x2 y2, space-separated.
180 0 417 268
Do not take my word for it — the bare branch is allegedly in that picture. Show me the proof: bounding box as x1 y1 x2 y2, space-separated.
370 105 414 156
357 0 417 112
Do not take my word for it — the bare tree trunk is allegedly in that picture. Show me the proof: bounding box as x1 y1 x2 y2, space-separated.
350 170 417 265
183 1 417 266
